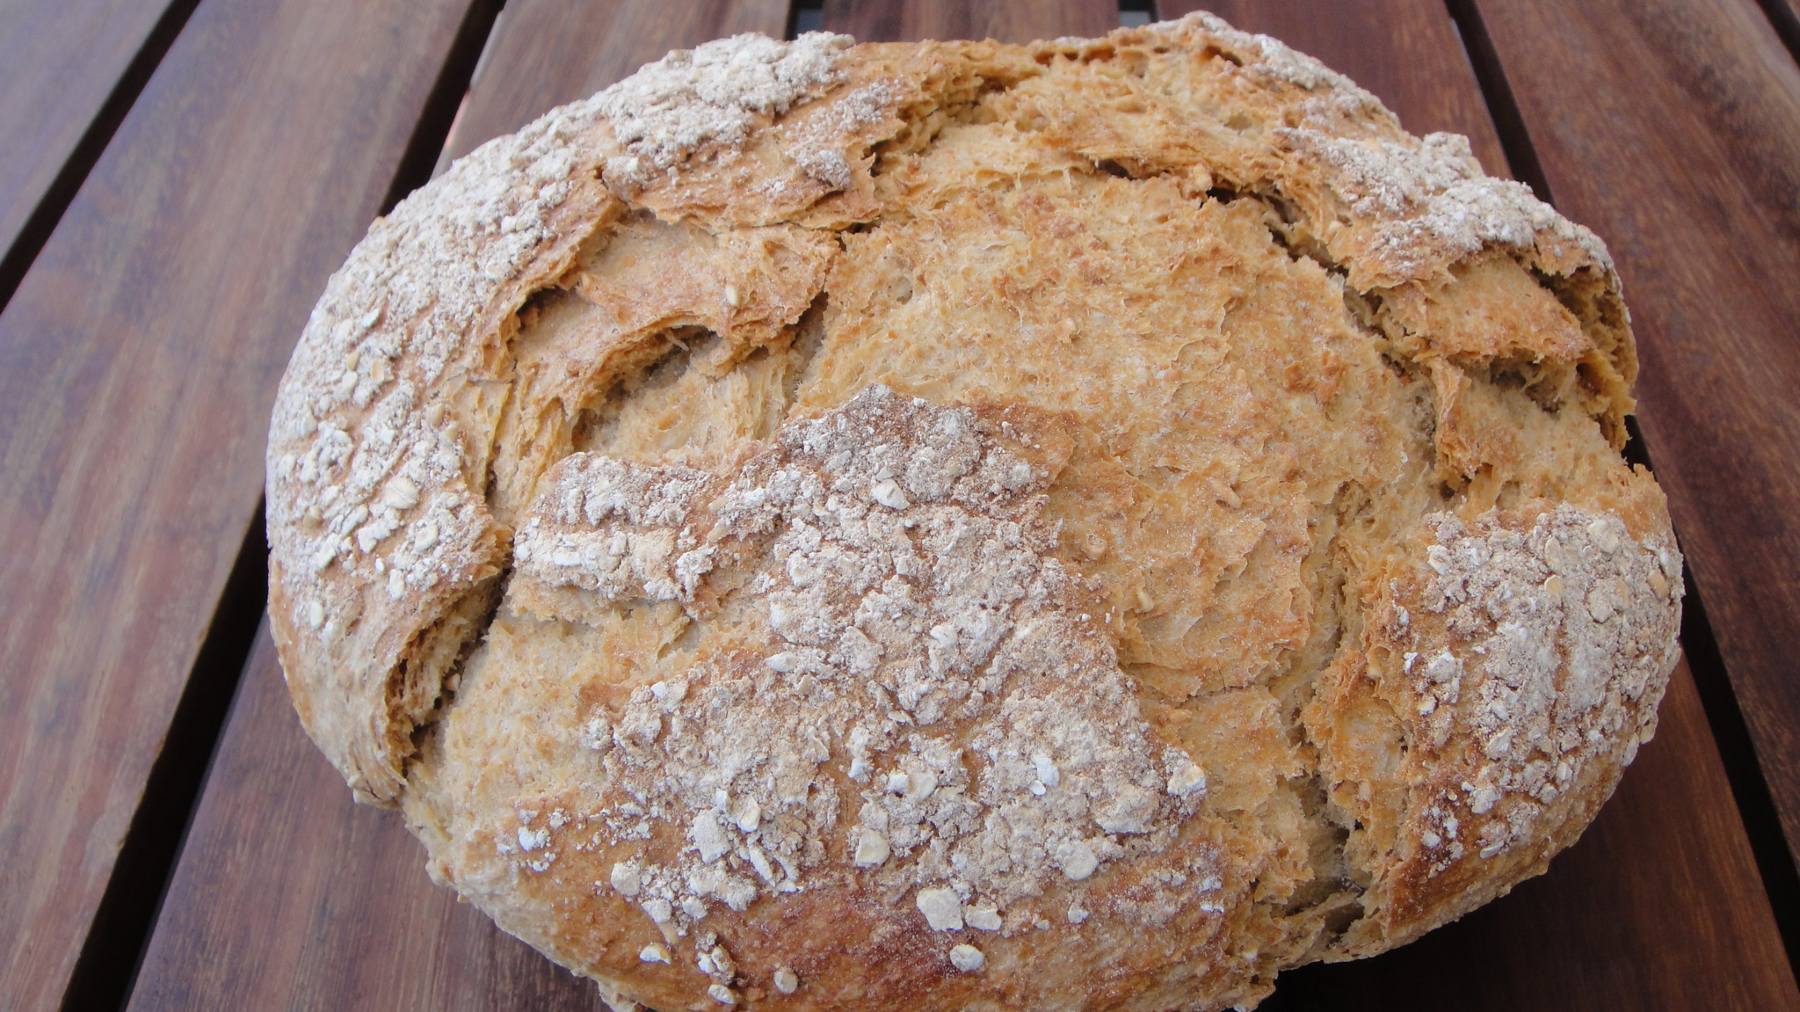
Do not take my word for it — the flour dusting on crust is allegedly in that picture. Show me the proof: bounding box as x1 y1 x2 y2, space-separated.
1407 506 1682 870
598 33 852 188
1283 128 1613 276
266 30 864 801
513 386 1215 942
1151 10 1613 281
1159 11 1366 93
267 13 1681 1007
264 83 620 797
268 92 602 619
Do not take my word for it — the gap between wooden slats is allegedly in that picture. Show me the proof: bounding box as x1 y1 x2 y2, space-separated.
1465 0 1800 875
0 0 201 310
1757 0 1800 62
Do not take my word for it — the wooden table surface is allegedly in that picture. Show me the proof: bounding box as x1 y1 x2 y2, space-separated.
2 1 1797 1008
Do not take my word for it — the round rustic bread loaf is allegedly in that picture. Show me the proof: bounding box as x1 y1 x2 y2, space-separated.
266 14 1684 1009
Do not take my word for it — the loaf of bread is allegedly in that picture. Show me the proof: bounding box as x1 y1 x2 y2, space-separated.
266 13 1683 1009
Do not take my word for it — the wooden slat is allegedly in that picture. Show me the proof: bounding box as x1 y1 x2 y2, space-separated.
0 0 183 292
1471 0 1800 863
130 3 790 1008
1159 1 1796 1005
820 0 1117 42
0 1 488 1006
437 0 791 168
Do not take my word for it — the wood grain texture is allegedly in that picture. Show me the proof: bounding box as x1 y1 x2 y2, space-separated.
821 0 1118 42
0 0 182 291
436 0 790 168
1158 1 1798 1005
0 1 484 1005
1471 0 1800 863
130 631 604 1011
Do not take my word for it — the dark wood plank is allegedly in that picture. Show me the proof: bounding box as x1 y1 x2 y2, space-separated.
821 0 1118 43
132 3 790 1008
0 1 488 1005
1471 0 1800 864
438 0 791 168
130 631 601 1011
1158 1 1797 1005
0 0 183 292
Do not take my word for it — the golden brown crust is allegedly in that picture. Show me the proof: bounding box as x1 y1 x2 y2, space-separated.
268 15 1682 1008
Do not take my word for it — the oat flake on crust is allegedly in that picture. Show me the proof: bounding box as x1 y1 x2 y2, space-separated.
1407 505 1682 870
1154 11 1613 280
268 32 857 645
511 386 1217 940
598 32 852 188
266 88 606 636
266 13 1681 1006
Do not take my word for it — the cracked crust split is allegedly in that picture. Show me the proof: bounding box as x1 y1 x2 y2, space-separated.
266 15 1683 1011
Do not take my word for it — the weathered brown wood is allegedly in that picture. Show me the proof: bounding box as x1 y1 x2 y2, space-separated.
0 0 488 1005
821 0 1118 42
1469 0 1800 864
437 0 791 168
130 630 603 1011
0 0 184 294
1157 1 1797 1005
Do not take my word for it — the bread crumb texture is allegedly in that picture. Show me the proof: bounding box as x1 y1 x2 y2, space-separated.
266 14 1682 1010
